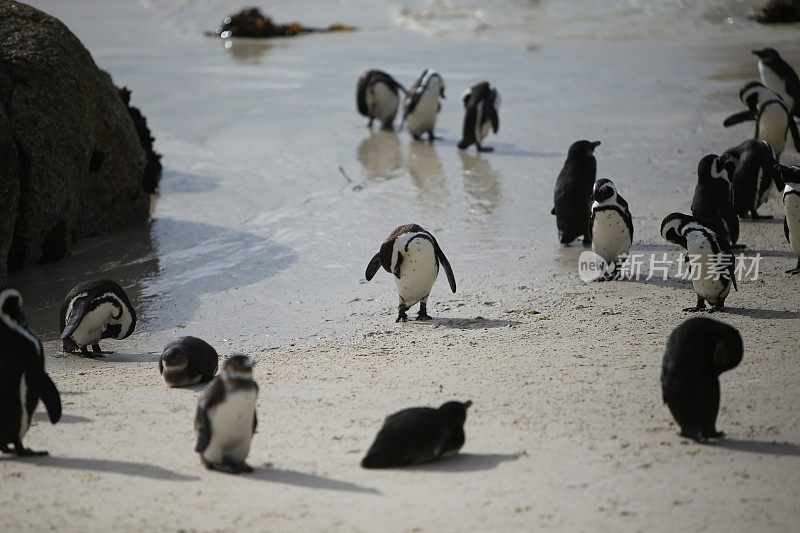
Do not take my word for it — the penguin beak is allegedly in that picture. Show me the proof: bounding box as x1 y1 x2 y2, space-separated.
463 400 473 409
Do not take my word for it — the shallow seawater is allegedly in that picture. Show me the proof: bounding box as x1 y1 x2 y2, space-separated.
14 0 800 349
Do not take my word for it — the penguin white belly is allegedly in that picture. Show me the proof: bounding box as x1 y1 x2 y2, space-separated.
368 83 399 123
395 237 439 307
758 108 788 155
591 209 632 264
759 64 792 108
784 192 800 255
687 237 730 304
69 302 118 346
19 374 30 441
204 390 256 463
406 91 439 136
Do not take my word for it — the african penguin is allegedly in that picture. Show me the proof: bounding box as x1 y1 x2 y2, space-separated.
723 139 782 219
195 355 258 474
361 400 472 468
753 48 800 117
691 154 740 248
553 140 601 244
775 163 800 274
403 69 445 142
356 69 407 131
457 81 500 152
0 287 61 456
722 81 785 128
365 224 456 323
590 178 633 281
661 317 743 442
59 279 136 357
661 213 737 313
160 336 219 388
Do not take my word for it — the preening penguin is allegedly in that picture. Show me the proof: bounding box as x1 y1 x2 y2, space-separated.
775 163 800 274
753 48 800 117
361 400 472 468
553 140 601 244
195 355 258 474
457 81 500 152
722 81 785 127
691 154 740 248
59 279 136 357
723 140 782 219
727 96 800 159
661 213 737 313
356 69 407 131
590 179 633 280
160 336 219 388
365 224 456 323
0 287 61 456
403 69 446 142
661 317 743 442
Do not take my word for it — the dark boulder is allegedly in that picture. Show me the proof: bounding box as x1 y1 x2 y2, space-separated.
213 7 356 38
0 1 161 281
755 0 800 23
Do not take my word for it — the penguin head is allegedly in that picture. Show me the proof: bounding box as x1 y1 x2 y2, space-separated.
222 354 255 380
567 140 601 160
423 70 445 99
752 48 780 64
161 344 189 371
698 154 732 189
712 321 744 375
438 400 472 427
660 212 694 247
592 178 616 203
775 163 800 186
739 81 765 106
0 287 26 327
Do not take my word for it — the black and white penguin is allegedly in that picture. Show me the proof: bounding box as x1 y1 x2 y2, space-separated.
553 140 601 244
403 69 445 142
775 163 800 274
723 139 782 219
59 279 136 357
590 179 633 280
194 355 258 474
457 81 500 152
691 154 740 248
356 69 407 131
661 317 743 442
159 336 219 388
722 81 785 127
661 213 737 313
361 400 472 468
365 224 456 322
753 48 800 117
0 287 61 456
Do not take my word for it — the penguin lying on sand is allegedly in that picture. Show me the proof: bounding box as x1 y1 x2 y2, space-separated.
662 317 743 442
0 287 61 456
160 336 219 388
361 400 472 468
365 224 456 322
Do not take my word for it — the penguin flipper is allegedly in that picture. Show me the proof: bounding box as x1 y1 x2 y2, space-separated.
788 117 800 152
194 405 211 453
435 246 457 293
488 106 499 134
60 297 89 340
723 110 755 128
459 107 478 150
785 217 791 245
356 72 370 117
29 370 61 424
365 253 381 281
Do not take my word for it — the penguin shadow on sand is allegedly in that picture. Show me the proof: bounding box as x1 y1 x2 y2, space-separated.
405 452 521 472
406 141 448 206
459 151 501 215
2 455 199 481
709 439 800 457
247 466 380 495
33 412 92 424
410 316 521 330
357 130 404 182
721 307 800 319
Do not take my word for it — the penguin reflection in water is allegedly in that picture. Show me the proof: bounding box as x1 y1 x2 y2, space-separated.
60 279 136 357
362 400 472 468
365 224 456 322
662 317 743 442
0 287 61 456
195 355 258 473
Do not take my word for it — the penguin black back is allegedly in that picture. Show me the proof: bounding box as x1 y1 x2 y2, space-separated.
361 400 472 468
159 336 219 388
753 47 800 116
691 154 738 248
723 140 781 219
553 140 601 244
458 81 500 152
661 317 743 442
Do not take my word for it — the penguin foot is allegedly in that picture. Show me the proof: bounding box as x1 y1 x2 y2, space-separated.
396 311 408 323
477 145 494 153
750 212 773 220
785 268 800 275
14 446 48 457
682 306 706 312
705 430 725 439
708 304 725 314
416 312 432 321
730 243 747 250
79 346 105 358
679 429 707 443
237 462 254 473
206 462 240 474
0 444 12 454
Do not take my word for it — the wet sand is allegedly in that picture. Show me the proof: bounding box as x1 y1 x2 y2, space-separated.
3 0 800 530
